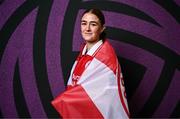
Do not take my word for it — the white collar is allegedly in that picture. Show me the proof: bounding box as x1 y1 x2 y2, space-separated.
82 40 103 56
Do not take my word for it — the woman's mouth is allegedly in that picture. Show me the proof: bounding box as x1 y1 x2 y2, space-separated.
84 33 92 35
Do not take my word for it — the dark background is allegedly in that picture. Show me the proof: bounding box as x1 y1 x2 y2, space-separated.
0 0 179 118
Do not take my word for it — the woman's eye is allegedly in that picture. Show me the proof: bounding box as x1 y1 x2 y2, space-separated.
91 24 97 26
81 22 86 25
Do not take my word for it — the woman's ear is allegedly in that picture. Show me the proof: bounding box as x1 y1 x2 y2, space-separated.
101 26 106 33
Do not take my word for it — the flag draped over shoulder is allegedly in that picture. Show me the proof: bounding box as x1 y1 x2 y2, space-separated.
51 40 130 119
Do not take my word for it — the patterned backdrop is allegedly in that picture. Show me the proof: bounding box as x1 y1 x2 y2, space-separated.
0 0 179 118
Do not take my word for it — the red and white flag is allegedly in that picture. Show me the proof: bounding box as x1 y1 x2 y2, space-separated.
52 40 130 119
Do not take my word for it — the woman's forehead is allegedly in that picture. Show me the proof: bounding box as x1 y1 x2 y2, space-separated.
81 13 100 22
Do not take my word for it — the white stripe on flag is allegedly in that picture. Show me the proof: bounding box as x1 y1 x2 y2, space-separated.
67 61 77 85
80 58 129 119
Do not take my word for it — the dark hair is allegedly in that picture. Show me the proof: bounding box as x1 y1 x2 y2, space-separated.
82 9 106 40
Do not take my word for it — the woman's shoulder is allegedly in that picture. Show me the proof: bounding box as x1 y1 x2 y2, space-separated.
96 39 117 58
94 39 118 73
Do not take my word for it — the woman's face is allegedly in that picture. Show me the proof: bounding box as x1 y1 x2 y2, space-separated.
81 13 104 43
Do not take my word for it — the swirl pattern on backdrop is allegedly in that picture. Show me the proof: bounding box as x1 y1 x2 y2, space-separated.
0 0 179 118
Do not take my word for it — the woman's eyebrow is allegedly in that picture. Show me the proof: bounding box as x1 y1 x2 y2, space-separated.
90 21 98 24
81 20 99 25
81 20 87 23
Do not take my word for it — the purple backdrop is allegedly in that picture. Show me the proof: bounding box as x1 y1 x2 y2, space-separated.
0 0 179 118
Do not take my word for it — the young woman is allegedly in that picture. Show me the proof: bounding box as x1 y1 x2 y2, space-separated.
52 9 130 119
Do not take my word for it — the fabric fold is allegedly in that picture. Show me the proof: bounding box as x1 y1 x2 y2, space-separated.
51 40 130 119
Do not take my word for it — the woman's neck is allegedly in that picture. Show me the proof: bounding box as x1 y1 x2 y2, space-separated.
86 40 99 51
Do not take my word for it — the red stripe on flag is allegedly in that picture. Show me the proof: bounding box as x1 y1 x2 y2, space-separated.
95 40 117 74
117 65 130 117
51 85 103 118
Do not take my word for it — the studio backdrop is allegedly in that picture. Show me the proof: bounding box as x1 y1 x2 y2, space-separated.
0 0 179 118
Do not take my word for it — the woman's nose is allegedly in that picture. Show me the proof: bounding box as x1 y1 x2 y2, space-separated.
86 24 91 31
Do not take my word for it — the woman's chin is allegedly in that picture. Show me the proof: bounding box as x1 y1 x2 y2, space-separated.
84 38 93 42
